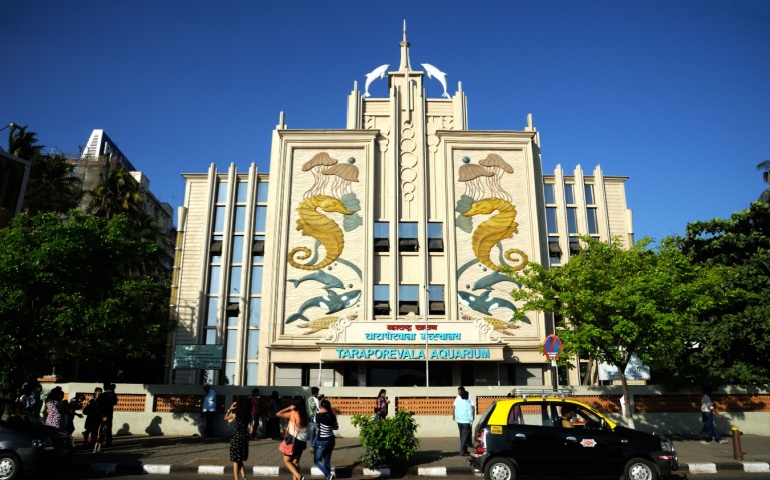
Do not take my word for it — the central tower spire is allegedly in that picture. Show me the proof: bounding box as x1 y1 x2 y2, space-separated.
398 20 411 72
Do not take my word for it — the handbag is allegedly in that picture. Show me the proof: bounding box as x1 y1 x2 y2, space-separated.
278 420 295 455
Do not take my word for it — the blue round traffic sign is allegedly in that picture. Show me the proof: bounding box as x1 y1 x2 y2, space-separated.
544 334 563 360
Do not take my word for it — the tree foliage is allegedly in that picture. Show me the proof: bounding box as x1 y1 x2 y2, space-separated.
6 124 83 215
666 202 770 385
0 211 175 388
350 409 420 468
507 236 725 423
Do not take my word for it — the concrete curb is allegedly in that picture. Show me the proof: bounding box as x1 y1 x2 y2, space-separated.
76 461 770 476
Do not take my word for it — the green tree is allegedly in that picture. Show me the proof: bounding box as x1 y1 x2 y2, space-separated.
6 124 83 214
758 160 770 203
0 211 175 388
351 409 420 468
23 153 83 215
7 124 43 160
85 166 144 223
507 236 723 428
668 202 770 385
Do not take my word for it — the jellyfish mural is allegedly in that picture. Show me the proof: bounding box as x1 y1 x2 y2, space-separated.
458 156 494 200
479 154 514 202
322 157 359 198
322 158 363 232
455 157 494 233
302 152 338 198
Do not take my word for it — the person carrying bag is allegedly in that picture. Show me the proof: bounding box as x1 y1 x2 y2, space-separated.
277 398 309 480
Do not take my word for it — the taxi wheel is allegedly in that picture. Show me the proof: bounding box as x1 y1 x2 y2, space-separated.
0 452 21 480
624 458 658 480
484 457 517 480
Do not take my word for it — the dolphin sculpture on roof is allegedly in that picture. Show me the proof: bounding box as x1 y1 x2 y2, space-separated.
421 63 450 98
363 64 389 97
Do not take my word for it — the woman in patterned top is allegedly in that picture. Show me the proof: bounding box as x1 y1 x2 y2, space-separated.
311 399 339 480
225 399 253 480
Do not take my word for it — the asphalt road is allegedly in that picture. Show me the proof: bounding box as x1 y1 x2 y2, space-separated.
53 468 770 480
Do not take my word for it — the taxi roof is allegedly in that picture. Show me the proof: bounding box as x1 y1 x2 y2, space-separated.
485 396 618 430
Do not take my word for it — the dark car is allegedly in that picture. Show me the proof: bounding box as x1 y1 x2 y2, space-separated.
0 398 74 480
469 393 677 480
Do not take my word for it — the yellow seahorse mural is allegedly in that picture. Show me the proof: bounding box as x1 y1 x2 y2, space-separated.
463 197 529 271
288 195 353 271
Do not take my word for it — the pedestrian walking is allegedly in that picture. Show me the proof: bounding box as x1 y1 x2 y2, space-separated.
277 398 309 480
699 389 728 444
93 415 110 453
312 399 338 480
267 391 281 440
97 383 118 446
250 388 262 439
454 390 473 456
225 399 253 480
307 387 320 452
375 389 389 420
202 385 217 439
43 387 64 429
83 387 102 446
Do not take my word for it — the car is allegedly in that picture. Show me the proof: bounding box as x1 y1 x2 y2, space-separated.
0 398 74 480
468 390 678 480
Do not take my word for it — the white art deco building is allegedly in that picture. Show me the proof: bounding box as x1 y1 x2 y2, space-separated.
168 31 633 387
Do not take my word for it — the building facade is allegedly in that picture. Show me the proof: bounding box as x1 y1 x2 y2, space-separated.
169 33 633 387
74 129 175 269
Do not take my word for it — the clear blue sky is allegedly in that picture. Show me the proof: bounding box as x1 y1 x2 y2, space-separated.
2 0 768 241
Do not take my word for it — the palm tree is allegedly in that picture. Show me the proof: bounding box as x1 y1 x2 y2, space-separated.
6 125 83 214
23 153 83 215
758 160 770 203
85 166 144 223
7 124 43 161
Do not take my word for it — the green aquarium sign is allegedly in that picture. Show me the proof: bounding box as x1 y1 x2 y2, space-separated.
173 345 224 370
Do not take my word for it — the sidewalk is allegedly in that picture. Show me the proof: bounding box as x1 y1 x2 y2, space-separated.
68 434 770 477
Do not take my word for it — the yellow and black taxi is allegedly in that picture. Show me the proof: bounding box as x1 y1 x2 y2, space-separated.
469 391 677 480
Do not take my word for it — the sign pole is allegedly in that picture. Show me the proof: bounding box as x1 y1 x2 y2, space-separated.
543 334 563 393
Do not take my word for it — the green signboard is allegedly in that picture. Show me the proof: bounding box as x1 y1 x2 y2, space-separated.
173 345 224 370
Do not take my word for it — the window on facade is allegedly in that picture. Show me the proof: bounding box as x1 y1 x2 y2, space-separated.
231 236 244 264
569 237 582 256
399 222 419 252
208 265 221 294
234 206 247 232
254 206 267 232
566 207 578 234
237 181 249 203
250 266 263 294
210 238 223 257
428 222 444 252
584 184 595 204
226 301 240 317
399 284 419 315
374 222 389 252
214 206 226 232
587 208 599 235
546 208 558 234
229 266 242 295
544 183 556 204
252 236 265 260
564 183 575 205
216 182 228 203
548 237 562 265
373 285 390 316
256 182 269 203
428 285 445 315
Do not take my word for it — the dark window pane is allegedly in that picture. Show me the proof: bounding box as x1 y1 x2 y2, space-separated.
566 208 578 234
584 184 595 205
564 184 575 204
544 183 555 204
587 208 598 234
546 208 558 234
